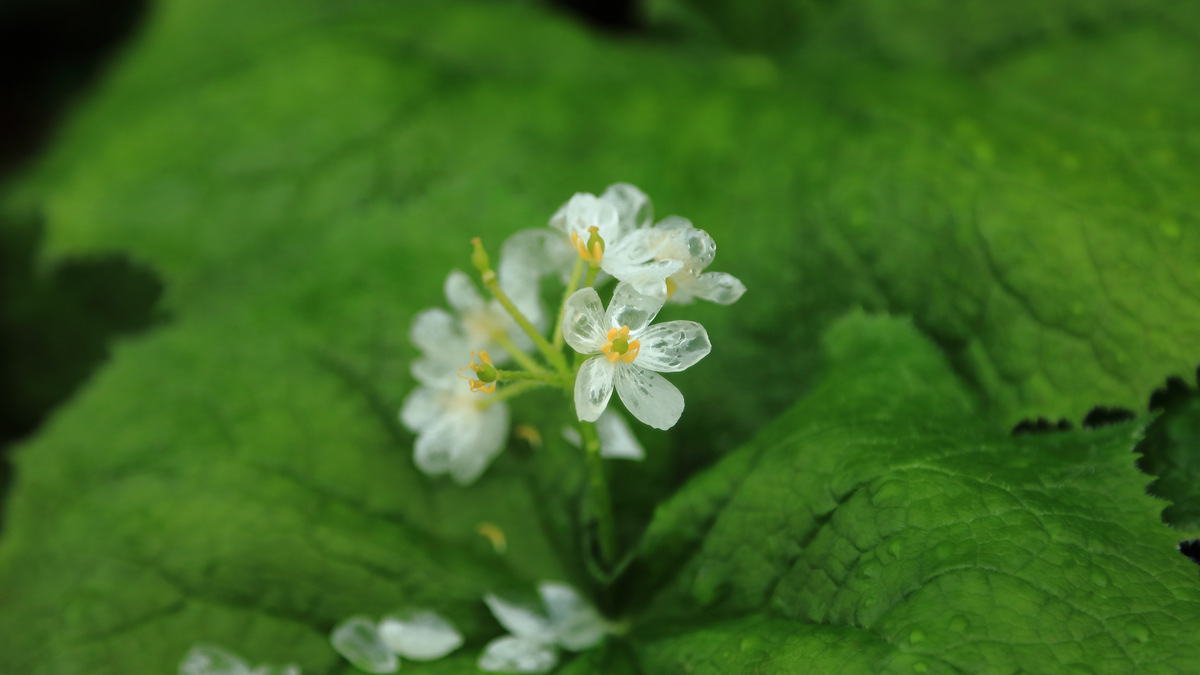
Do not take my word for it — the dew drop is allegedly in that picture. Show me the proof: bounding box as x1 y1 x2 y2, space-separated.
949 615 969 632
912 662 928 673
909 630 926 645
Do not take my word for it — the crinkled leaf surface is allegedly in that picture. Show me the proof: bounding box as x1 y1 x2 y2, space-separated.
0 0 1198 673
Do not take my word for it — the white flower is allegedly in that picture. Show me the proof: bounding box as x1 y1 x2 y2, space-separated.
562 409 645 460
548 185 684 299
331 612 462 674
562 282 711 430
400 383 509 485
479 582 612 673
652 216 746 305
179 644 299 675
410 270 531 389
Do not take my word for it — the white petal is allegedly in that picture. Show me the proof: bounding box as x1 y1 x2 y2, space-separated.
444 269 485 314
607 282 666 335
560 425 582 448
602 259 683 300
602 228 659 266
561 287 608 354
484 594 552 638
409 355 461 389
400 387 441 432
330 617 398 674
379 610 464 661
656 218 716 270
595 411 644 460
448 401 509 485
410 308 465 357
600 183 652 230
615 365 685 431
632 321 711 373
574 356 616 423
551 193 618 241
676 271 746 305
413 412 460 477
498 229 564 327
478 636 558 673
249 667 300 675
179 644 254 675
539 582 610 651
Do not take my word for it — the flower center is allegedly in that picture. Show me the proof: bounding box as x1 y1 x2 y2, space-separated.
600 326 640 364
458 350 498 393
571 225 605 263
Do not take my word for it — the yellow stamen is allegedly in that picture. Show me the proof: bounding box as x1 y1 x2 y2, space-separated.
599 325 639 364
476 522 507 553
570 226 605 263
458 350 498 394
665 277 678 299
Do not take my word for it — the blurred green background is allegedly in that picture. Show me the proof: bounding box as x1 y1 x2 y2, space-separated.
0 0 1198 673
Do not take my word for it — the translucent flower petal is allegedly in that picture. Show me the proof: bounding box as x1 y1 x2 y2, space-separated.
499 229 573 327
607 282 666 335
655 217 716 270
412 413 460 477
595 410 644 460
539 582 610 651
379 610 464 661
179 644 254 675
676 270 746 305
399 387 442 432
602 228 659 266
602 259 683 300
632 321 711 373
561 287 608 354
484 594 552 638
448 401 509 485
409 356 460 389
615 365 685 430
410 308 464 357
549 193 620 242
330 617 398 674
478 636 558 673
574 356 616 423
444 269 485 314
601 182 653 231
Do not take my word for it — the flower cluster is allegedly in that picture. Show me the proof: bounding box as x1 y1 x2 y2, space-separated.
400 183 743 483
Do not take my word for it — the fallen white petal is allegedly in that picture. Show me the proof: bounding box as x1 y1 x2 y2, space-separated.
379 610 464 661
539 582 610 651
484 594 552 638
179 644 254 675
478 636 558 673
330 617 398 674
595 410 644 460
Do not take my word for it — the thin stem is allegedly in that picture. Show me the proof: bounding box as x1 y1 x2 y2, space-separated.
583 261 600 288
581 421 617 566
478 380 553 409
470 238 570 375
493 333 547 375
493 369 549 382
553 256 587 351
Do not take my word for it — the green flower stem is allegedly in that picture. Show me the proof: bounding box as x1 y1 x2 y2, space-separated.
580 420 618 566
493 333 547 375
478 380 554 409
583 261 601 288
471 238 570 375
494 369 549 382
553 256 587 351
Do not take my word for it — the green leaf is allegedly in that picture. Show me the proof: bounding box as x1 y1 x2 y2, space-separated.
624 313 1200 672
0 0 1198 673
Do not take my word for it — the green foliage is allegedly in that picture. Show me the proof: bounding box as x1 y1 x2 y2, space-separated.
0 0 1197 673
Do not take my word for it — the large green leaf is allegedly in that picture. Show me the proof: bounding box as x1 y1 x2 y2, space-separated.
1 0 1198 673
624 313 1200 672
